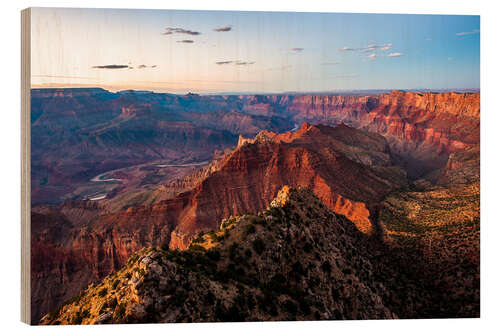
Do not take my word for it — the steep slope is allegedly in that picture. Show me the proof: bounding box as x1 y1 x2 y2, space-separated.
40 187 397 324
94 123 406 254
30 89 289 205
377 182 479 317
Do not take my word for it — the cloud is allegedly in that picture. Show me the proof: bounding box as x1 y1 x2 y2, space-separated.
367 53 377 61
321 61 340 65
340 46 356 51
387 52 404 57
177 40 194 43
214 26 232 32
291 48 304 52
425 37 432 41
448 57 454 61
216 60 255 66
456 29 480 36
235 61 255 65
380 43 392 51
340 43 392 53
92 65 129 69
162 27 201 36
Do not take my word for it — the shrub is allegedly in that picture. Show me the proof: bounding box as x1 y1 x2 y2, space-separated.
283 300 298 315
245 224 256 235
81 309 90 318
292 261 305 276
114 303 126 320
229 242 239 261
207 231 218 242
298 297 312 315
321 261 332 274
99 302 108 315
206 248 221 261
111 279 120 290
71 312 83 325
188 244 206 252
303 242 313 253
205 291 215 305
252 238 266 255
98 287 108 297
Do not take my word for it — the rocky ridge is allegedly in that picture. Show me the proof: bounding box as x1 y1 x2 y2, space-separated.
40 187 397 324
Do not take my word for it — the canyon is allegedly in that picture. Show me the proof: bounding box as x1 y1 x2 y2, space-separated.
30 88 480 323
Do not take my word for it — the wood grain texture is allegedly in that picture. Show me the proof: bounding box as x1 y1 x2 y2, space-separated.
21 7 31 325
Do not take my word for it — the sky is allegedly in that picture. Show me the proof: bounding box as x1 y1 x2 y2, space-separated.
30 8 480 94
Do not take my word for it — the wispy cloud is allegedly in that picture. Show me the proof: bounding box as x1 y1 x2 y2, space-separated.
92 64 157 70
448 57 454 61
162 27 201 36
136 64 157 69
216 60 255 66
456 29 480 36
366 53 377 61
321 61 340 65
214 26 232 32
340 46 356 51
235 61 255 65
290 48 304 52
176 40 194 43
387 52 404 57
340 43 392 53
92 65 129 69
380 43 393 51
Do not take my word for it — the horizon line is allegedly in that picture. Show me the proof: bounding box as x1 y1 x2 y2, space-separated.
30 85 480 96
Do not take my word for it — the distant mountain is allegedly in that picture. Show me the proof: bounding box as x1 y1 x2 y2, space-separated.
31 88 479 205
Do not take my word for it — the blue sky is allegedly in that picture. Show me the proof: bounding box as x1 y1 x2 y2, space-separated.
31 8 480 93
